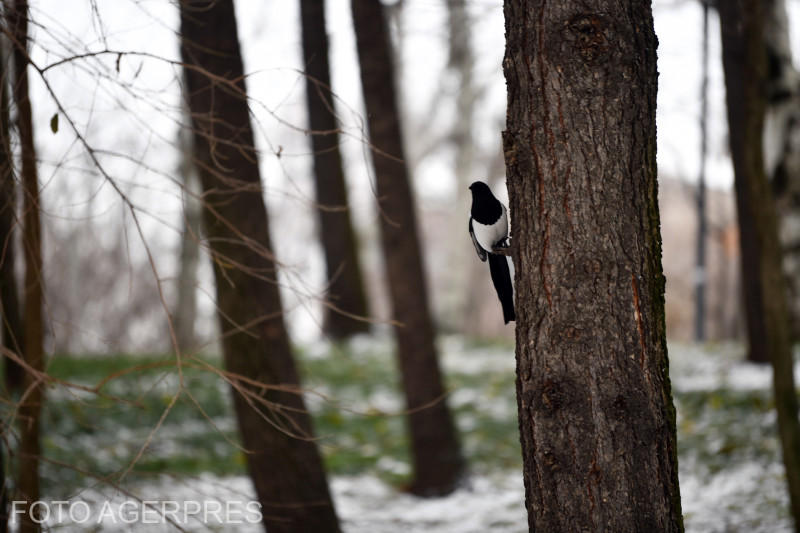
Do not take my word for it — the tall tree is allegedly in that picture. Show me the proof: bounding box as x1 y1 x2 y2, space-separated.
716 3 768 364
0 30 20 533
0 11 23 393
7 1 44 530
445 0 480 328
299 0 370 340
179 2 340 531
694 0 709 342
764 0 800 341
172 114 201 353
502 1 683 531
718 0 800 525
351 0 465 496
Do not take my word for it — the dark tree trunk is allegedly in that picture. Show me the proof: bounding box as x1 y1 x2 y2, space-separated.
719 1 800 525
0 32 19 533
763 0 800 342
695 1 709 342
0 440 5 533
718 2 770 364
0 32 23 395
7 1 43 531
350 0 465 496
179 2 340 531
300 0 370 340
502 1 684 531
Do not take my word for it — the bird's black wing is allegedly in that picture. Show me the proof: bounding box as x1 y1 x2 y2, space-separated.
469 217 487 262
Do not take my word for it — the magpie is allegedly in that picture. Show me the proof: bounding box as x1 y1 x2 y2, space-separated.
468 181 515 324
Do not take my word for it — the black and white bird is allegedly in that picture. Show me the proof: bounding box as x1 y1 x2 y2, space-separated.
468 181 515 324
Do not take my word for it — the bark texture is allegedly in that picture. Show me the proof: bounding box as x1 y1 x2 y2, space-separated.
351 0 465 496
179 2 340 531
7 1 43 530
300 0 370 340
719 1 800 525
502 1 683 531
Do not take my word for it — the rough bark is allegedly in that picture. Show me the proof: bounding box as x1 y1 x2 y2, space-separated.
299 0 370 340
502 1 683 531
0 22 23 394
7 1 43 531
179 2 340 531
719 1 800 526
351 0 465 496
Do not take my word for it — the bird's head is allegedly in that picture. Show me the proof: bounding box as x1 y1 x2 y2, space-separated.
468 181 491 197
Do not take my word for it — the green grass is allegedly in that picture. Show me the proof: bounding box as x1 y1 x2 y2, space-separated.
9 344 521 497
2 341 788 506
676 387 779 474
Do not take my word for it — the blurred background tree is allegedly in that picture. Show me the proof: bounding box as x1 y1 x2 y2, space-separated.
300 0 370 341
179 0 340 529
351 0 464 496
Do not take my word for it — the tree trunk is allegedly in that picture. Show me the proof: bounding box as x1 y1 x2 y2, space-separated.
173 118 200 353
299 0 370 340
719 1 800 526
351 0 465 496
179 2 340 531
0 30 20 533
8 1 44 531
445 0 480 328
502 1 684 531
763 0 800 342
0 15 24 395
694 1 709 342
718 4 769 364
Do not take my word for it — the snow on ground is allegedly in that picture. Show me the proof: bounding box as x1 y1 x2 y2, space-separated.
680 460 792 533
669 342 800 393
333 474 526 533
26 341 799 532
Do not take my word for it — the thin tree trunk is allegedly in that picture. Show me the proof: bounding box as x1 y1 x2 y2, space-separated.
351 0 465 496
179 2 340 532
0 31 19 533
173 120 200 353
717 4 769 364
0 439 5 533
718 1 800 526
7 1 43 530
695 0 709 342
503 1 683 530
299 0 370 340
764 0 800 342
445 0 479 327
0 16 23 395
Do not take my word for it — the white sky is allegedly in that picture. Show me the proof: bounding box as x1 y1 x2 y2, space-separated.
29 0 800 205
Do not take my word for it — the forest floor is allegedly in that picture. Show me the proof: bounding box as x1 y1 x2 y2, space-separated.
21 337 798 531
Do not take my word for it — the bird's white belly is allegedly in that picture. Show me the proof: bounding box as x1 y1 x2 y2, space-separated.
473 213 508 251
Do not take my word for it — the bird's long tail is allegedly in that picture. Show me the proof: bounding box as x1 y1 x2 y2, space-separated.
488 253 515 324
